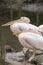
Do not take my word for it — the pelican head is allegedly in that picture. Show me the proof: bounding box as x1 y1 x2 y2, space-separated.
20 17 30 23
39 25 43 34
1 17 30 26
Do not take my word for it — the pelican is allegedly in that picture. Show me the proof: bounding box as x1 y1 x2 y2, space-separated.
1 17 42 62
1 17 42 58
10 22 42 54
1 16 41 36
18 32 43 62
1 17 30 26
2 16 41 36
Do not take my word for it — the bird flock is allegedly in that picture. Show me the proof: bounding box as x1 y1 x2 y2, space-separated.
1 17 43 62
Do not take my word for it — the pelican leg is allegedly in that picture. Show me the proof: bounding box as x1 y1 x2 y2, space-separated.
22 48 28 65
28 48 36 62
23 47 28 54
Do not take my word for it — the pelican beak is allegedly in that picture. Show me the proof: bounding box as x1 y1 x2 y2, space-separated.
1 19 21 26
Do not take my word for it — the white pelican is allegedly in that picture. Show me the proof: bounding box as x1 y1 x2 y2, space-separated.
2 16 41 36
18 32 43 62
1 16 41 36
1 17 42 62
1 18 42 57
10 22 42 55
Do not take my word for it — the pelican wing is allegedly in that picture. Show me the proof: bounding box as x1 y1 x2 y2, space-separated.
19 32 43 51
26 33 43 50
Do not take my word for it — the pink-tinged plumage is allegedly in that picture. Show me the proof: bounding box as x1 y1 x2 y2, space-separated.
39 25 43 35
18 32 43 62
10 23 41 35
10 23 42 62
1 17 43 62
18 32 43 51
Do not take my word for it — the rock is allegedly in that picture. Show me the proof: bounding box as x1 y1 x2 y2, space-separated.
35 55 43 63
11 61 34 65
5 51 25 63
15 51 25 61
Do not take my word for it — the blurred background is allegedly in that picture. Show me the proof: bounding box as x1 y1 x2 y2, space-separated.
0 0 43 65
